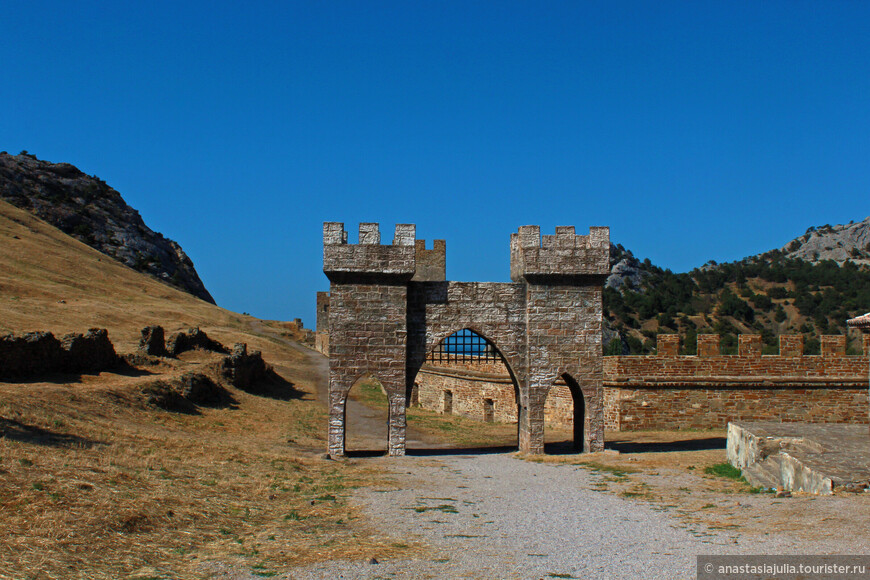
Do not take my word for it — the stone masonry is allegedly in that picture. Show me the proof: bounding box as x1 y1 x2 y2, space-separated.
322 222 610 457
411 332 869 432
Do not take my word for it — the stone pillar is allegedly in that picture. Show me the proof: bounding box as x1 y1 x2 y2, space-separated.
328 391 346 457
388 392 407 456
846 314 870 437
518 389 545 454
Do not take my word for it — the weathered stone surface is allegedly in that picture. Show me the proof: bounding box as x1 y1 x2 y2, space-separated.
322 222 610 457
138 325 167 357
166 327 228 356
219 343 270 390
0 328 118 379
59 328 118 373
728 422 870 494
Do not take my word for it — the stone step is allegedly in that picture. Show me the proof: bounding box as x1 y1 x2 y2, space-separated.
743 455 782 490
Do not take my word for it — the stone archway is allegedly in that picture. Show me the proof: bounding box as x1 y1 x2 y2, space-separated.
408 327 523 449
322 222 608 457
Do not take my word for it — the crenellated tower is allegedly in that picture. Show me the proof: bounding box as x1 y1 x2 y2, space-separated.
322 222 609 457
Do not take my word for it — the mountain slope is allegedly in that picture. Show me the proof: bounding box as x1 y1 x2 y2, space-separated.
0 199 273 351
604 218 870 355
0 151 214 303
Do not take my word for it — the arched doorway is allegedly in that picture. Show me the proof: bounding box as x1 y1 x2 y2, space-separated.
407 328 522 451
344 374 390 455
544 373 586 453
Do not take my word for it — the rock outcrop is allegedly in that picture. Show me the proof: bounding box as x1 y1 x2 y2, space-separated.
774 217 870 265
0 152 214 303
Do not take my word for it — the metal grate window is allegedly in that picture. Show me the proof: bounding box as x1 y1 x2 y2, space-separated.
428 329 499 364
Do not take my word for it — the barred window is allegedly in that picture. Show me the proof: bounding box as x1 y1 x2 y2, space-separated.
428 328 499 364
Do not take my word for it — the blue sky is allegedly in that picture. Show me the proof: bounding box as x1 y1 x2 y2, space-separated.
3 2 869 324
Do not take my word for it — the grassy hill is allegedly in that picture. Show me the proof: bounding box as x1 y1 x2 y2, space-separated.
0 200 409 578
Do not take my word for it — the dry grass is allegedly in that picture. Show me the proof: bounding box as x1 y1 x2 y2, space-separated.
0 201 419 578
0 352 423 579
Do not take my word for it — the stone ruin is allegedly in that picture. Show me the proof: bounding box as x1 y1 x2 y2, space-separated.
321 222 610 456
0 328 118 379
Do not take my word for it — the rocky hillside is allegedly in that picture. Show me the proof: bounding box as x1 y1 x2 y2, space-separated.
0 151 214 303
771 217 870 265
604 218 870 355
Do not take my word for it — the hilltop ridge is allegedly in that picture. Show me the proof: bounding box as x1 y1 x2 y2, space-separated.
0 151 214 303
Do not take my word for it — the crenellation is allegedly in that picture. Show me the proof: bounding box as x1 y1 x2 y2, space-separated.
780 334 804 357
323 222 417 281
323 221 347 245
698 334 720 357
358 222 380 244
323 222 606 456
821 335 846 357
393 224 416 246
738 334 762 357
510 225 610 282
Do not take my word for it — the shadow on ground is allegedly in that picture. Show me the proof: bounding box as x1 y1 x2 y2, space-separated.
606 437 726 454
0 417 106 448
239 369 309 401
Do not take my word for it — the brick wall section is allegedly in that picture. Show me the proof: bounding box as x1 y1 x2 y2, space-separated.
415 331 869 433
602 333 869 431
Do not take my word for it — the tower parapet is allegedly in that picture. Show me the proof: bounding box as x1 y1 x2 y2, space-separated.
323 222 416 282
510 225 610 282
412 239 446 281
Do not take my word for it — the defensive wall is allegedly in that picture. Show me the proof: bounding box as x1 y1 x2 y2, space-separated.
403 332 870 431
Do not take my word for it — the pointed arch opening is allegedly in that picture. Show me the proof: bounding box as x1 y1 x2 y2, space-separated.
544 373 586 453
344 374 390 456
406 327 522 452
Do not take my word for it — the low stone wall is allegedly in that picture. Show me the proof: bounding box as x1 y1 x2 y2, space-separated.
0 329 119 379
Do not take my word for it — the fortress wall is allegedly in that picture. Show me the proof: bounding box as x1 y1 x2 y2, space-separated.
414 333 870 432
414 356 577 427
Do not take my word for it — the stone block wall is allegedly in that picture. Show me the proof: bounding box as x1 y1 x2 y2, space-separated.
412 239 446 282
603 333 869 431
323 222 610 456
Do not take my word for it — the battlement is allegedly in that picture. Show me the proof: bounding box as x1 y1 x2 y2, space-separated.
412 239 446 282
650 333 863 358
509 225 610 282
323 222 416 281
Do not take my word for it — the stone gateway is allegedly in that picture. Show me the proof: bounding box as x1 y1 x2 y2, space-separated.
321 222 610 457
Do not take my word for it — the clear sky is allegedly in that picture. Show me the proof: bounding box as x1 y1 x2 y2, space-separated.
3 2 869 325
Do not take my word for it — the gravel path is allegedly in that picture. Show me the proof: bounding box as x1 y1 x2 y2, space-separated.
286 452 863 580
